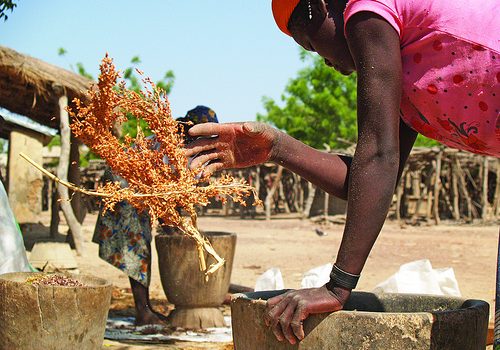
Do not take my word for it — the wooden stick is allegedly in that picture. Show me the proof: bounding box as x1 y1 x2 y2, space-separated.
433 151 442 225
454 157 473 222
265 166 283 221
494 159 500 217
20 152 252 277
451 157 460 220
20 152 255 199
482 156 490 220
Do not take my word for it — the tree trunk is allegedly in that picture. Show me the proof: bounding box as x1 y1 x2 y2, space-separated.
57 95 84 255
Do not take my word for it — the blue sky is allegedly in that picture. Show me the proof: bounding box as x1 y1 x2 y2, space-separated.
0 1 305 122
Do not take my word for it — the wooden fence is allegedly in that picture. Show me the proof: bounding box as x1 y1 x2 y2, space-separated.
78 147 499 224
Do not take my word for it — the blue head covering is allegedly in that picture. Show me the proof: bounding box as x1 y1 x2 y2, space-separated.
176 105 218 142
179 105 218 124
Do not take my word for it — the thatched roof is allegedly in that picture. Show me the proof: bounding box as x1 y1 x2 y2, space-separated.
0 45 93 129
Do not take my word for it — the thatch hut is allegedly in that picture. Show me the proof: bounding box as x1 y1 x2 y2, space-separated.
0 45 91 129
0 45 93 253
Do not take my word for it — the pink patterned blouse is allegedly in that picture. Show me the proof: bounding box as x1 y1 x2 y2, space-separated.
344 0 500 157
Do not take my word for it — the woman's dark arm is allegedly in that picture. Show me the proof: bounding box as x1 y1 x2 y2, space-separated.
336 11 413 274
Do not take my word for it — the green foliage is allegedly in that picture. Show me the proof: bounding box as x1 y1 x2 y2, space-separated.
119 57 175 139
47 134 60 149
0 139 7 153
259 50 435 150
76 62 93 80
0 0 17 21
79 150 100 168
415 134 438 147
57 47 67 56
258 51 357 149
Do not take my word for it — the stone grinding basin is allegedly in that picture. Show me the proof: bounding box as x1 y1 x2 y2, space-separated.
0 272 112 350
231 290 489 350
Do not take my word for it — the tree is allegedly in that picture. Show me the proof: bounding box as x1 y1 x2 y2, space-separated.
0 0 16 21
119 55 175 139
258 51 357 150
258 50 437 149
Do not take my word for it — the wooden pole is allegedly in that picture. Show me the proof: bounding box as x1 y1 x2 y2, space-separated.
396 182 403 222
433 151 442 225
69 134 85 223
451 157 460 220
303 181 315 219
279 180 291 214
495 230 500 349
265 166 283 220
323 191 329 220
481 157 490 220
494 159 500 217
297 176 304 213
56 95 84 255
49 184 60 238
454 157 473 222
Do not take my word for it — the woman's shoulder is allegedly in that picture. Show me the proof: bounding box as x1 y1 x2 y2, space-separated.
345 0 499 51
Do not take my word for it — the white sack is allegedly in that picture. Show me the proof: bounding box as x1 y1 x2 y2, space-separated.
0 181 31 274
254 267 284 292
301 263 333 289
372 259 461 297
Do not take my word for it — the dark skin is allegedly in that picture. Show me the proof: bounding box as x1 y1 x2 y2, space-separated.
185 1 417 344
130 277 169 325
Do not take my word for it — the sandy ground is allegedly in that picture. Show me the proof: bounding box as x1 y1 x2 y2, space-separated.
29 212 498 349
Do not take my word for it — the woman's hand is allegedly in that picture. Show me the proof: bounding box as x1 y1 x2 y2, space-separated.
184 122 279 174
264 286 351 344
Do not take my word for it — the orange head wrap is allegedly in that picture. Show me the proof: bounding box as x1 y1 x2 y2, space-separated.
272 0 301 36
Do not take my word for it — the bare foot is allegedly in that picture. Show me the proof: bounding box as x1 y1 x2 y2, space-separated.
135 307 169 326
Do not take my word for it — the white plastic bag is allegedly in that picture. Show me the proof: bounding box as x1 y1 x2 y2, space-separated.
0 181 31 274
372 259 461 297
254 268 284 292
301 263 333 289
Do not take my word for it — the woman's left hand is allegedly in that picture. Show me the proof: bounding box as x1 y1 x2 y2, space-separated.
264 286 351 344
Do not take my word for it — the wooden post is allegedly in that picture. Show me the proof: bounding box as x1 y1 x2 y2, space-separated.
323 191 329 220
494 159 500 217
426 190 433 223
495 230 500 349
454 157 473 222
279 180 291 214
303 181 316 219
57 94 84 255
451 157 460 220
433 151 442 225
481 157 490 220
396 182 403 222
255 166 260 201
297 175 304 213
69 134 85 223
265 166 283 220
49 184 60 238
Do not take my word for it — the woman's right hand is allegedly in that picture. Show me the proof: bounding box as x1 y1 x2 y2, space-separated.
184 122 279 174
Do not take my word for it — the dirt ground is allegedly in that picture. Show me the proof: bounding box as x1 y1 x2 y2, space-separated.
30 212 498 349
